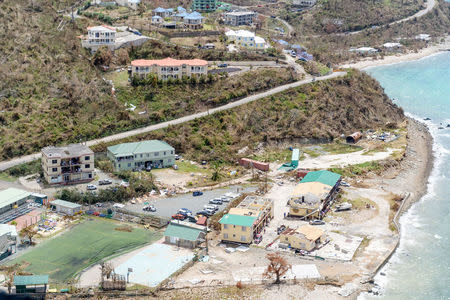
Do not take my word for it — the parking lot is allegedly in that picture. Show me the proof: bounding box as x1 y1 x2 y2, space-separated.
123 185 256 218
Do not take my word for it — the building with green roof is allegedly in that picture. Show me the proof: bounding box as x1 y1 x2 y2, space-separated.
164 221 206 249
219 214 257 244
300 170 341 187
0 188 31 214
14 275 48 294
107 140 175 172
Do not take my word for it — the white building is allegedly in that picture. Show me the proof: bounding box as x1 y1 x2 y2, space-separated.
115 0 140 9
293 0 317 7
50 199 82 216
152 15 163 24
82 25 116 49
225 30 266 50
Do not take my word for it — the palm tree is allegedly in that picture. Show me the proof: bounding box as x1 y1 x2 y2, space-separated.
211 160 224 181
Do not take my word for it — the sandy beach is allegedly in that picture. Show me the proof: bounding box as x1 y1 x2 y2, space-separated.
341 36 450 70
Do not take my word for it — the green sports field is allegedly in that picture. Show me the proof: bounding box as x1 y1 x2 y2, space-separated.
12 218 162 282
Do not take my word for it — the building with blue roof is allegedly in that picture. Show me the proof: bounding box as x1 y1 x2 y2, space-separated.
153 7 172 18
183 11 204 29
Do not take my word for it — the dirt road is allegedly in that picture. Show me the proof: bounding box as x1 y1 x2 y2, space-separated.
0 72 345 172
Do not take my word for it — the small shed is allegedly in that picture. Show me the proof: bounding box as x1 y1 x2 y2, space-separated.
164 221 206 249
30 193 48 205
346 132 362 144
50 199 82 216
14 275 49 294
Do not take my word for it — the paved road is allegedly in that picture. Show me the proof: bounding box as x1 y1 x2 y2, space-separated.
0 72 346 171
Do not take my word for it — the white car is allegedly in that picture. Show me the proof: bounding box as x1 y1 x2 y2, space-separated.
87 184 97 190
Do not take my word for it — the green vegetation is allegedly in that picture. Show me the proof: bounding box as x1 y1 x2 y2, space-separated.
329 161 384 178
0 160 42 181
302 61 331 77
11 219 160 282
57 171 156 204
106 71 130 88
250 148 293 163
92 70 404 163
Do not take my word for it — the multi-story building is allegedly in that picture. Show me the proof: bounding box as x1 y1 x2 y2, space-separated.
41 144 94 185
107 140 175 172
219 196 273 244
224 11 256 26
191 0 217 12
81 25 116 50
288 170 341 219
131 57 208 80
225 30 266 50
183 12 204 29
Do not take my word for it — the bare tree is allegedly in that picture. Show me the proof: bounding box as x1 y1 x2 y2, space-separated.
0 263 27 294
20 226 38 245
263 253 292 284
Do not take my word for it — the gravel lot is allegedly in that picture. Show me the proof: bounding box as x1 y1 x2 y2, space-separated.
123 185 257 218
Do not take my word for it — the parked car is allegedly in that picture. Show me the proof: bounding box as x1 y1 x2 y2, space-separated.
87 184 97 190
204 204 218 211
187 216 197 223
196 210 213 217
178 208 192 216
209 199 222 205
218 63 228 68
254 234 262 244
309 219 325 225
204 208 216 215
201 160 207 165
220 196 231 202
277 225 286 235
99 179 112 185
340 181 350 187
193 191 203 197
143 205 156 212
175 154 181 160
172 214 186 220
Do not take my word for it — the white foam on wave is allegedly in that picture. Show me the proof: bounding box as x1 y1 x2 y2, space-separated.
434 234 442 240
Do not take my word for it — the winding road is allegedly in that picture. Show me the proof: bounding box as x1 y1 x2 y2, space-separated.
0 72 346 171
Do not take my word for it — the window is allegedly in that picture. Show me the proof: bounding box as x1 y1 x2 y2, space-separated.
88 173 92 178
154 152 159 156
147 153 149 157
233 225 235 228
241 226 246 232
85 156 90 161
134 155 137 158
52 168 57 172
224 224 228 229
223 233 228 239
52 159 57 164
171 150 174 154
164 151 166 155
233 234 236 237
140 154 143 158
168 159 171 163
85 164 90 169
128 163 131 167
240 236 246 242
118 164 121 168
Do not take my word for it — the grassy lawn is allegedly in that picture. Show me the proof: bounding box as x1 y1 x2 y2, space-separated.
250 148 292 163
0 172 17 182
173 160 211 174
11 218 161 282
106 70 130 88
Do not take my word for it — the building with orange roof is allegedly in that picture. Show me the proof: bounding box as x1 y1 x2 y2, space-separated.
280 225 326 251
130 57 208 80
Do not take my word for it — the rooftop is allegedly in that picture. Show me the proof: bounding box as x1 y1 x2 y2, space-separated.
14 275 49 286
0 224 17 237
0 188 30 210
87 25 116 32
41 144 93 159
300 170 341 187
131 57 208 68
164 221 205 241
185 11 204 20
219 214 256 227
291 182 332 199
51 199 82 209
296 225 324 241
107 140 175 157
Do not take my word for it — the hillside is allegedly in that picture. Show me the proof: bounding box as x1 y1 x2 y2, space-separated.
92 70 405 162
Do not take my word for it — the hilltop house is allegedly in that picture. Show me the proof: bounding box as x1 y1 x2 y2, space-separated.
225 30 266 50
153 7 174 18
191 0 217 12
225 11 256 26
81 25 116 50
183 12 204 29
131 57 208 80
41 144 94 185
219 196 273 244
288 170 341 219
152 15 163 24
107 140 175 171
293 0 317 7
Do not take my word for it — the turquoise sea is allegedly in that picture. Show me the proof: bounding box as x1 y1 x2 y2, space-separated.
361 52 450 299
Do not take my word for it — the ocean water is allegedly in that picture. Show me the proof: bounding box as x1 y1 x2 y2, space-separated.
360 52 450 299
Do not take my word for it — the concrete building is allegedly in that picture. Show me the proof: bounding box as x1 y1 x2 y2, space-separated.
14 275 48 294
153 7 174 17
41 144 94 185
219 196 273 244
225 30 266 50
280 225 325 251
0 224 18 260
81 25 116 49
293 0 317 7
50 199 82 216
0 188 31 215
225 11 255 26
131 57 208 80
107 140 175 171
152 15 163 24
183 12 204 29
164 220 206 249
288 170 341 219
191 0 217 12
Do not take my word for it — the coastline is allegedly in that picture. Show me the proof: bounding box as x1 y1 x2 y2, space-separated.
341 36 450 70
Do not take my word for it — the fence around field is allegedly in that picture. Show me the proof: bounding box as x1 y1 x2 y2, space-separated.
114 208 170 228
